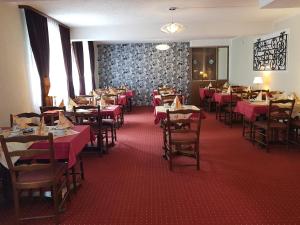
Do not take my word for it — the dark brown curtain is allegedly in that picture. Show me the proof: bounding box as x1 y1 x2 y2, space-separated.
59 25 75 98
72 42 85 95
24 9 51 106
88 41 96 90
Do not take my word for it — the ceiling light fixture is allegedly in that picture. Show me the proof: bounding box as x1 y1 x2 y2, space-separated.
161 7 184 34
155 44 170 51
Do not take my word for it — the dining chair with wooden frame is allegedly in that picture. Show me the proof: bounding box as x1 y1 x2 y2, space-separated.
0 133 70 225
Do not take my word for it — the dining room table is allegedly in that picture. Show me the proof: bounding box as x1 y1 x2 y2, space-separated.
154 105 204 124
199 87 215 100
0 125 90 200
235 99 300 121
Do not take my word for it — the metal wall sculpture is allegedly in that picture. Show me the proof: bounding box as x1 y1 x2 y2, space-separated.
253 32 288 71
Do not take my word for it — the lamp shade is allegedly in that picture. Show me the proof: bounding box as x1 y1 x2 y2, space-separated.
253 76 263 84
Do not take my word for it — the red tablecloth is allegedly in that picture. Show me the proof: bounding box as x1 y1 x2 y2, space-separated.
235 100 269 121
199 88 215 100
30 125 90 168
152 95 161 106
154 106 205 124
118 95 127 105
101 105 122 120
213 93 238 105
126 90 134 98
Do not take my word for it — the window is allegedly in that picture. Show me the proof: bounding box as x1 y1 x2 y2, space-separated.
48 19 69 106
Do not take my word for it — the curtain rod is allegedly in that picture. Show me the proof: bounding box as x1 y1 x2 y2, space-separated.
19 5 70 29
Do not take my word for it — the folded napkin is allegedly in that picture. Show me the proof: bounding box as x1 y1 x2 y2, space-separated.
69 98 78 108
255 91 263 101
100 97 107 107
57 111 74 129
13 116 31 129
223 82 229 88
37 117 46 135
208 82 212 88
171 96 182 109
226 86 232 94
287 92 298 100
58 99 65 107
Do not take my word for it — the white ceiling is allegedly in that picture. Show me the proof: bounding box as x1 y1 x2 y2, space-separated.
5 0 300 42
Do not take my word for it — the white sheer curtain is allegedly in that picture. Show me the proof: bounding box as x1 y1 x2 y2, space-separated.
48 19 69 106
83 41 93 94
71 48 80 96
72 41 93 96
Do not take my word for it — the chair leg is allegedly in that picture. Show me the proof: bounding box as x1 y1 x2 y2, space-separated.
79 154 84 180
52 186 60 225
71 167 77 192
13 189 20 225
110 125 115 145
65 168 71 201
196 144 200 170
169 149 173 171
265 130 269 152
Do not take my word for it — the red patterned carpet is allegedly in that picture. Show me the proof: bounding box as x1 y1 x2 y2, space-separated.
1 106 300 225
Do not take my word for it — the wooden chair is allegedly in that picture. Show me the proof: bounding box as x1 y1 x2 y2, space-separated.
0 133 70 225
74 95 94 105
165 109 202 171
290 117 300 145
73 105 107 155
161 94 182 106
249 89 269 99
10 112 41 128
158 87 174 95
101 94 124 127
252 99 295 151
204 87 217 112
223 90 248 127
40 106 66 126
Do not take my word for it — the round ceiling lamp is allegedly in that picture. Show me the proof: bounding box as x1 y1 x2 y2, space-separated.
155 44 170 51
161 7 184 34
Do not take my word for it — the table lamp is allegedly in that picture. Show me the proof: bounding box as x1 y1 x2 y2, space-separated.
253 76 263 90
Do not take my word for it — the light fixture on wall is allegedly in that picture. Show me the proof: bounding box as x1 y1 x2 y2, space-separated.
161 7 184 34
156 44 170 51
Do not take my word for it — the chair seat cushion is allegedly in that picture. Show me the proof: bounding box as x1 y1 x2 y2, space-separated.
102 118 114 125
171 131 198 143
254 121 287 129
17 162 67 184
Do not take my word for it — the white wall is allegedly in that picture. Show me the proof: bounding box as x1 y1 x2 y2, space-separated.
230 13 300 96
0 3 33 126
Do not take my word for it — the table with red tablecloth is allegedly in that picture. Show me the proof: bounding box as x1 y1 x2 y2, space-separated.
118 95 127 105
234 100 269 121
30 125 90 168
213 92 238 105
154 105 205 124
152 95 162 106
101 105 122 120
199 88 215 100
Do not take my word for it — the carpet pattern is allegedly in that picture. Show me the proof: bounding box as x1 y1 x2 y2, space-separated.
1 107 300 224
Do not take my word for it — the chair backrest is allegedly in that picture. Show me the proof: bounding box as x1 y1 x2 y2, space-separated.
73 105 102 130
267 99 295 126
161 94 182 105
116 88 126 95
101 94 118 105
158 87 174 95
40 106 66 113
249 89 269 99
74 95 94 105
0 133 55 185
166 109 202 143
10 112 41 128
